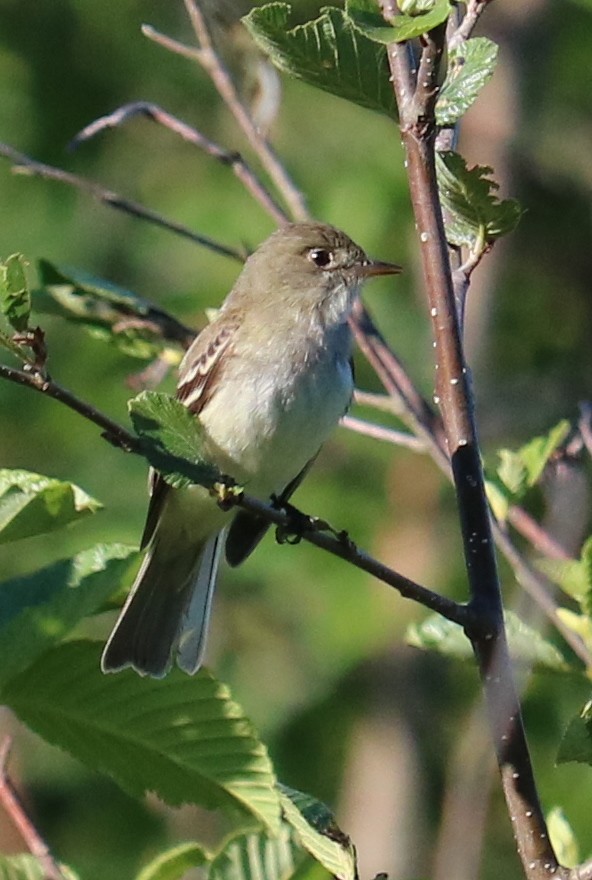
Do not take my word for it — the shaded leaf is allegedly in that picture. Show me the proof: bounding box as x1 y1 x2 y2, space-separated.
0 468 102 544
35 260 191 360
0 855 77 880
436 150 522 248
547 807 579 868
279 786 356 880
346 0 452 44
3 641 281 832
0 543 138 689
136 843 210 880
536 536 592 603
436 37 498 125
0 254 31 332
243 3 397 118
558 699 592 765
407 611 577 674
129 391 222 490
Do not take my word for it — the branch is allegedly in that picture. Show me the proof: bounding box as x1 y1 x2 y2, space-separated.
0 737 66 880
0 142 245 263
143 0 308 221
341 414 426 452
70 101 289 226
386 12 567 880
0 361 465 626
449 0 495 51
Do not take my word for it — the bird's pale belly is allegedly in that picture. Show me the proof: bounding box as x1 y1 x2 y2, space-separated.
198 354 353 497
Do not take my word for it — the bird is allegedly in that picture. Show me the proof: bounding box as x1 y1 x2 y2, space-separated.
101 222 401 677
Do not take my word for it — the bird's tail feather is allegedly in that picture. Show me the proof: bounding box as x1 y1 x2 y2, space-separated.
101 531 223 678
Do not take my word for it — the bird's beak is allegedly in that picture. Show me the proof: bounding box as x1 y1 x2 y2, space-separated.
358 259 403 278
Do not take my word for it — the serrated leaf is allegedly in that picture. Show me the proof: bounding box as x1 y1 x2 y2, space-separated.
436 37 498 125
558 699 592 765
243 4 397 118
2 641 281 832
547 807 579 868
0 855 78 880
136 843 210 880
0 544 138 688
35 260 191 360
436 150 522 248
279 786 356 880
209 826 309 880
407 611 578 674
129 391 222 490
0 468 102 544
346 0 452 44
0 253 31 332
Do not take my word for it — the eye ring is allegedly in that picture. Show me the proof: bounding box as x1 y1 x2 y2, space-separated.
308 248 333 268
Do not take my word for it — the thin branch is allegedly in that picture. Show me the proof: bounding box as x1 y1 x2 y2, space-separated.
0 361 465 626
144 1 308 221
341 414 427 452
0 142 245 263
449 0 495 51
71 101 289 226
0 737 66 880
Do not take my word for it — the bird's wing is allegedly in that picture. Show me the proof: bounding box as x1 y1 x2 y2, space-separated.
140 319 238 550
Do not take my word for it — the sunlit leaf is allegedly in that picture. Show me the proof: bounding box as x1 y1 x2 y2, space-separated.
209 826 308 880
0 543 138 688
436 150 522 249
547 807 580 868
129 391 222 490
407 611 578 674
2 641 281 832
346 0 452 44
0 468 102 544
436 37 498 125
279 785 356 880
243 3 397 118
35 260 191 360
0 855 78 880
0 253 30 332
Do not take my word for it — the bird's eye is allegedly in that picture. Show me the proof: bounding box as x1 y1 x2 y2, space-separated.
309 248 333 268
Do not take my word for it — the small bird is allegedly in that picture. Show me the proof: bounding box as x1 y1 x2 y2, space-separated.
101 222 400 677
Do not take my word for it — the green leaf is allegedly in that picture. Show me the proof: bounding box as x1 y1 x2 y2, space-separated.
518 419 570 487
209 827 309 880
0 253 31 332
436 37 498 125
346 0 452 44
2 641 281 833
0 468 102 544
279 786 356 880
243 4 397 118
0 855 78 880
136 843 210 880
35 260 191 360
407 611 578 674
558 699 592 765
536 536 592 603
547 807 579 868
0 544 138 689
436 150 522 249
129 391 222 490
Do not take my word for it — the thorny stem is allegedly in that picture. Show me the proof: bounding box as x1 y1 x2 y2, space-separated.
0 737 66 880
0 362 465 626
386 12 567 880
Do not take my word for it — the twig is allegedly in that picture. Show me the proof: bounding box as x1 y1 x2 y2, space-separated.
386 12 567 879
0 737 66 880
449 0 495 51
341 415 426 452
0 361 466 626
145 0 308 221
0 142 245 263
70 102 289 226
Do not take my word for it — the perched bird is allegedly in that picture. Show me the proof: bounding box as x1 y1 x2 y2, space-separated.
101 222 401 677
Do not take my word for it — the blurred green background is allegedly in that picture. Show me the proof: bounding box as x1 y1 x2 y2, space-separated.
1 1 591 878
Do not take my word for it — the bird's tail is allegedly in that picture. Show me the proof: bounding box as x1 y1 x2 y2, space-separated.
101 531 224 678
